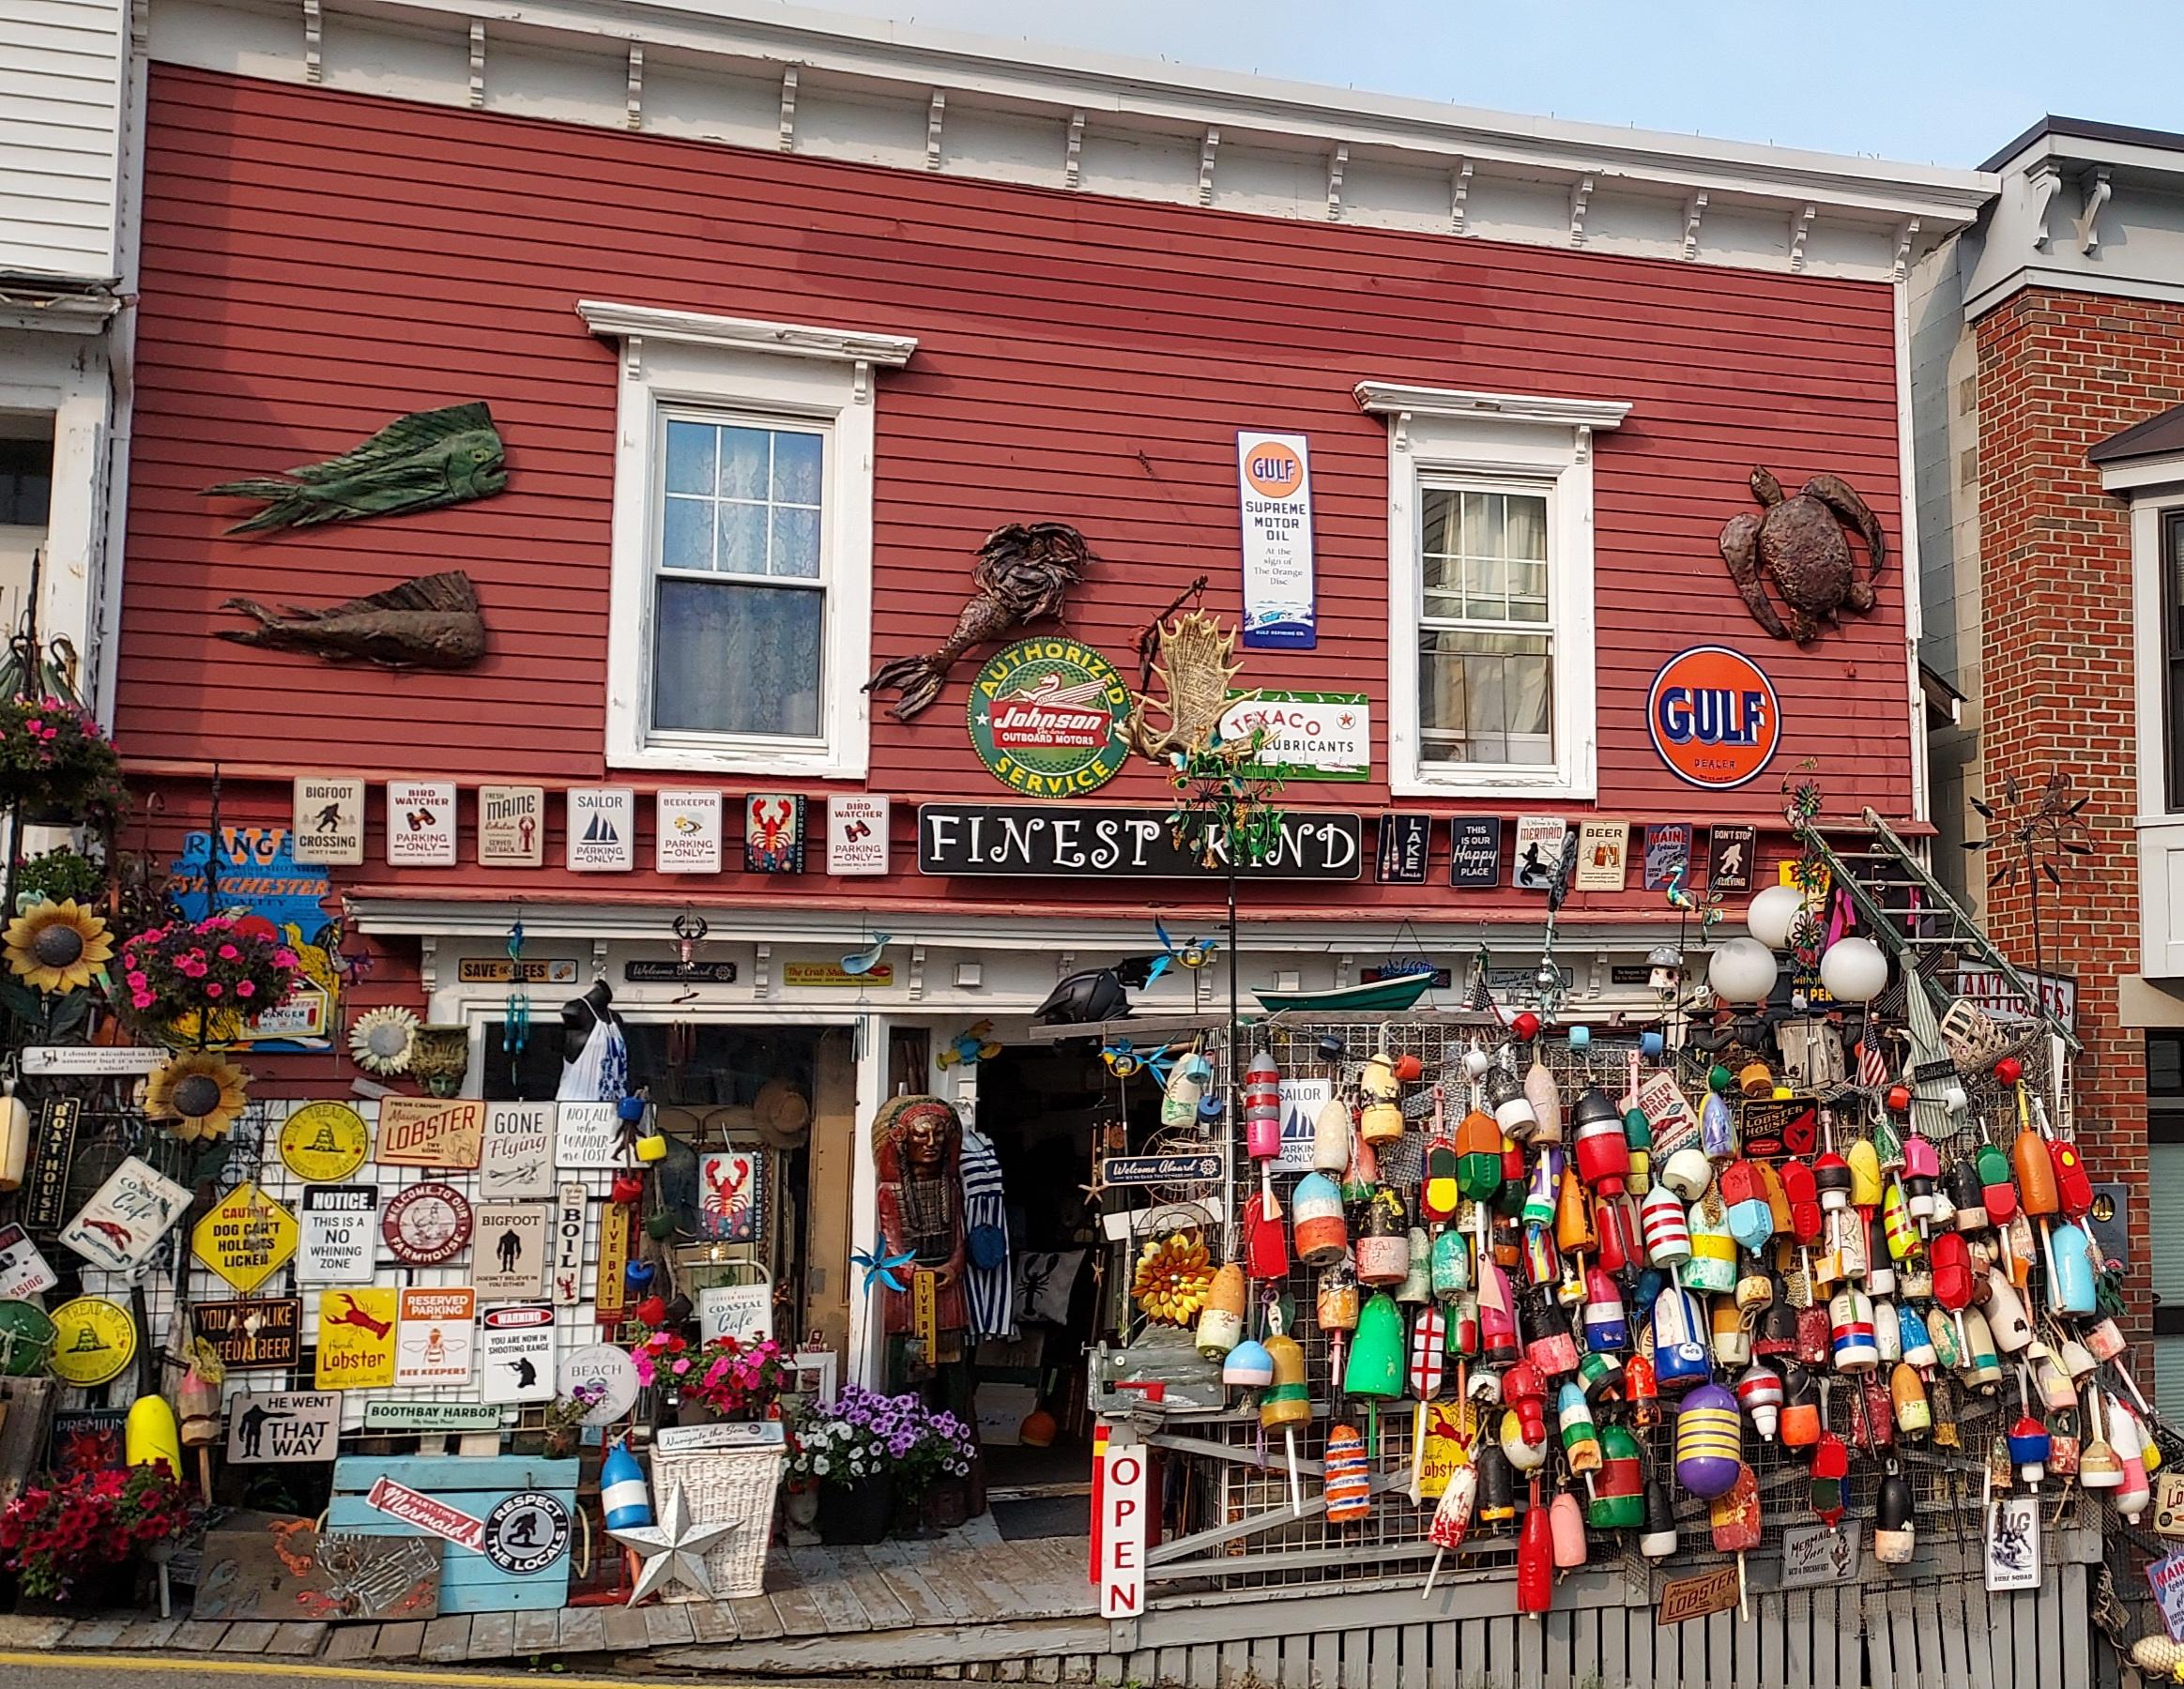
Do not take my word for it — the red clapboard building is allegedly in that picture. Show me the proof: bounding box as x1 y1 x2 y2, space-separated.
113 3 1986 1375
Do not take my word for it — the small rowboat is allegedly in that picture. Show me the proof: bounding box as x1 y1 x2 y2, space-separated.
1255 971 1437 1015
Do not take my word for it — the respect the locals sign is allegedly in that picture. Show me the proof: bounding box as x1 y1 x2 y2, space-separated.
918 805 1362 879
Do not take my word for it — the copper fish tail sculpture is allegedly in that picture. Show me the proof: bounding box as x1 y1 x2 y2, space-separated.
204 403 507 534
864 522 1093 720
216 571 486 669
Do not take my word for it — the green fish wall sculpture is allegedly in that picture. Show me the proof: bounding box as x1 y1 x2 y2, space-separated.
203 402 507 533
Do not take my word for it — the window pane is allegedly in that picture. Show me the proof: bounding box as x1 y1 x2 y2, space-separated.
1508 559 1549 623
664 422 716 495
662 496 712 571
1464 555 1508 620
720 427 771 501
1421 489 1459 559
1419 630 1553 766
1461 492 1489 559
653 578 822 738
772 506 821 579
1506 494 1547 560
773 432 824 506
717 502 768 574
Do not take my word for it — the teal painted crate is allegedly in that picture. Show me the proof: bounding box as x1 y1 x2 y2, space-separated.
330 1454 582 1615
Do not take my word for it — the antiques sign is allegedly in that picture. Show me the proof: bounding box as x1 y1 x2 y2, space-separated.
192 1297 303 1370
1955 964 2077 1033
1235 430 1317 650
967 638 1132 798
918 805 1362 879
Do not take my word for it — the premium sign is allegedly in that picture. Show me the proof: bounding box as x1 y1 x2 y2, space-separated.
386 779 458 866
279 1102 369 1182
1222 692 1367 781
60 1155 191 1274
315 1286 399 1390
226 1391 341 1464
1648 646 1781 791
473 1204 552 1300
298 1185 378 1284
292 775 366 865
381 1182 472 1266
0 1225 56 1297
480 1102 556 1199
1235 430 1316 650
366 1478 487 1553
191 1297 303 1370
554 1100 623 1169
919 804 1362 879
22 1095 79 1231
375 1097 484 1169
967 638 1132 797
827 795 891 876
478 784 545 866
395 1286 477 1387
566 786 635 872
193 1182 299 1293
655 789 725 874
551 1182 587 1305
480 1303 557 1404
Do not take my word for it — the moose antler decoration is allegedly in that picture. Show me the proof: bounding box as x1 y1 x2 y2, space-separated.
863 523 1093 720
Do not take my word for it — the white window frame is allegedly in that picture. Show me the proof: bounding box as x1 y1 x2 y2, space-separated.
580 301 918 780
2102 450 2184 979
1355 382 1629 799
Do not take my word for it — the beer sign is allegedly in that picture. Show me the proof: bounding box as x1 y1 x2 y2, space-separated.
192 1298 303 1370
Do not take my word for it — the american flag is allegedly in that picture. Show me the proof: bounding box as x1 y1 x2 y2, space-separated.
1858 1036 1888 1088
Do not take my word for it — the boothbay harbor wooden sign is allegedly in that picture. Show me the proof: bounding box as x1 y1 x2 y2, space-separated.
918 804 1362 878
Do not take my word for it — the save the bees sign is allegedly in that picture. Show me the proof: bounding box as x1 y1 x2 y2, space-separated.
192 1182 298 1294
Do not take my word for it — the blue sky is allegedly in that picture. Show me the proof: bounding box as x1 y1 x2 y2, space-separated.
815 0 2183 167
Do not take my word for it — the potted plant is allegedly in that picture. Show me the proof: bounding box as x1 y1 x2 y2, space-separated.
538 1382 608 1458
115 914 300 1044
0 696 125 827
660 1333 787 1425
631 1331 789 1599
0 1463 196 1605
788 1387 978 1545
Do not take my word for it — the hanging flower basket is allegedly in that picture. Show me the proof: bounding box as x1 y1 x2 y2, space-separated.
115 916 300 1042
0 696 125 827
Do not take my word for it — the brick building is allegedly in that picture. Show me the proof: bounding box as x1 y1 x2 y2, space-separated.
1915 117 2184 1379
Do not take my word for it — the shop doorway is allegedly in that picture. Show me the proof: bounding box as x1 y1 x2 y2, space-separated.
968 1039 1153 1537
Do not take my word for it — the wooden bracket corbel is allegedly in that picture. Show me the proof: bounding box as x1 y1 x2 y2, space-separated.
925 90 945 172
1450 159 1474 235
625 43 643 130
623 333 643 385
1789 204 1815 272
1065 111 1085 190
1892 218 1920 283
1326 143 1348 221
2076 167 2112 255
129 0 147 53
1682 190 1706 261
1575 424 1593 464
301 0 321 84
420 934 439 998
1569 175 1594 246
754 942 771 997
1198 127 1220 205
2028 160 2062 251
852 358 872 405
467 20 485 108
909 945 927 1002
1392 410 1413 454
778 67 799 153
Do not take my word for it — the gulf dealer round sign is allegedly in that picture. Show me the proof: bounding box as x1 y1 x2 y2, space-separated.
1646 646 1781 790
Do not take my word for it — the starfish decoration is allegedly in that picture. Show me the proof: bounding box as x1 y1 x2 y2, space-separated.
853 1235 917 1296
608 1482 738 1605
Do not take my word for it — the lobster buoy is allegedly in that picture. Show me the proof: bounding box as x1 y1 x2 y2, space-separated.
1873 1467 1916 1567
1322 1423 1371 1525
126 1394 183 1476
0 1081 28 1192
1589 1423 1646 1530
1291 1174 1348 1267
602 1439 653 1529
1673 1384 1743 1499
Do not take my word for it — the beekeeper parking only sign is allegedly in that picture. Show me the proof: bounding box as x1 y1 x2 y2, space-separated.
1236 431 1316 649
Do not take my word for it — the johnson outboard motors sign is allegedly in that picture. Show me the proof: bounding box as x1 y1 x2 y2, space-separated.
918 804 1362 878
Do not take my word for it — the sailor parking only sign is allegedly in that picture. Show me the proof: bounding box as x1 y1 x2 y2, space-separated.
1647 646 1781 790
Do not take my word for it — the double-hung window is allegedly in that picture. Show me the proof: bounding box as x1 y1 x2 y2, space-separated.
581 301 917 779
1356 382 1629 799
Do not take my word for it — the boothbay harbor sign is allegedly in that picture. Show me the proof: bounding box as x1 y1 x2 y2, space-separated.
918 805 1362 878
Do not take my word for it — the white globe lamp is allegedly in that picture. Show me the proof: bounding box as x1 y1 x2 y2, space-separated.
1817 936 1889 1005
1707 936 1778 1006
1745 884 1806 951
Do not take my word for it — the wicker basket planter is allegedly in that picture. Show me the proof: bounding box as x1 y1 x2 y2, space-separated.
653 1445 784 1600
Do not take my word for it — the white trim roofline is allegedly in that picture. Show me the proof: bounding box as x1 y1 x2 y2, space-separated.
1353 383 1632 432
576 299 917 366
379 0 1993 228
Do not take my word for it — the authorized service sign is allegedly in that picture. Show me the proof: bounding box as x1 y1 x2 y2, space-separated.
967 638 1131 798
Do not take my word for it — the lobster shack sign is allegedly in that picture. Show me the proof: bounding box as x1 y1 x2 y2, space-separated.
919 804 1362 879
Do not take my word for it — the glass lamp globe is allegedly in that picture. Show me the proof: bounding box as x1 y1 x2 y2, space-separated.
1817 935 1889 1004
1745 884 1807 951
1707 936 1778 1006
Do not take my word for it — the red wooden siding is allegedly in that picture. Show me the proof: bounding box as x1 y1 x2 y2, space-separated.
116 67 1915 920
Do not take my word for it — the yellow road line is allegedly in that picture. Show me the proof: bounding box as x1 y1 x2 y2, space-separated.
0 1651 731 1685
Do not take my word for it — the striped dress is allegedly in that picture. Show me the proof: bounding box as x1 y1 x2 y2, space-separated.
959 1126 1016 1341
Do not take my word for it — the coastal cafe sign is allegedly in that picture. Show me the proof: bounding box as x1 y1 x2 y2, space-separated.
919 804 1361 879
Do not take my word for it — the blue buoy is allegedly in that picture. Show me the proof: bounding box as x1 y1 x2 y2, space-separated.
601 1440 652 1530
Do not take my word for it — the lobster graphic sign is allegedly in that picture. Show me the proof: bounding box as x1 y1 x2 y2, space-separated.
697 1150 765 1245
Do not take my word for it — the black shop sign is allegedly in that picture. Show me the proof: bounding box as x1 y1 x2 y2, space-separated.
917 805 1363 879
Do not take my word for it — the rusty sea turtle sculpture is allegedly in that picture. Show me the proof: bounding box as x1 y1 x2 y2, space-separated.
1717 467 1887 644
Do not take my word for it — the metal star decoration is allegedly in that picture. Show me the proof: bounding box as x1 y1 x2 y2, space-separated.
853 1235 917 1296
607 1481 738 1605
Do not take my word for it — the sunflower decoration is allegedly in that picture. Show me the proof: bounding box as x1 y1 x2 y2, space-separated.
348 1006 419 1075
145 1050 249 1143
2 899 114 996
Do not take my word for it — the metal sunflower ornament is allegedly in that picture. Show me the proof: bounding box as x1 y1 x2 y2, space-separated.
347 1005 419 1075
1965 768 2094 987
3 899 113 995
145 1050 249 1142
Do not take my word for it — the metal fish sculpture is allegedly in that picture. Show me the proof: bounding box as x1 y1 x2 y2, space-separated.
216 571 486 669
204 402 507 533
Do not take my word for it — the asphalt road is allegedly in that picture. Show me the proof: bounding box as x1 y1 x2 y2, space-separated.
0 1656 867 1689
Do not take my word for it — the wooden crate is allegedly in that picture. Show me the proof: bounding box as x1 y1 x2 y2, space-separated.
329 1454 579 1616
